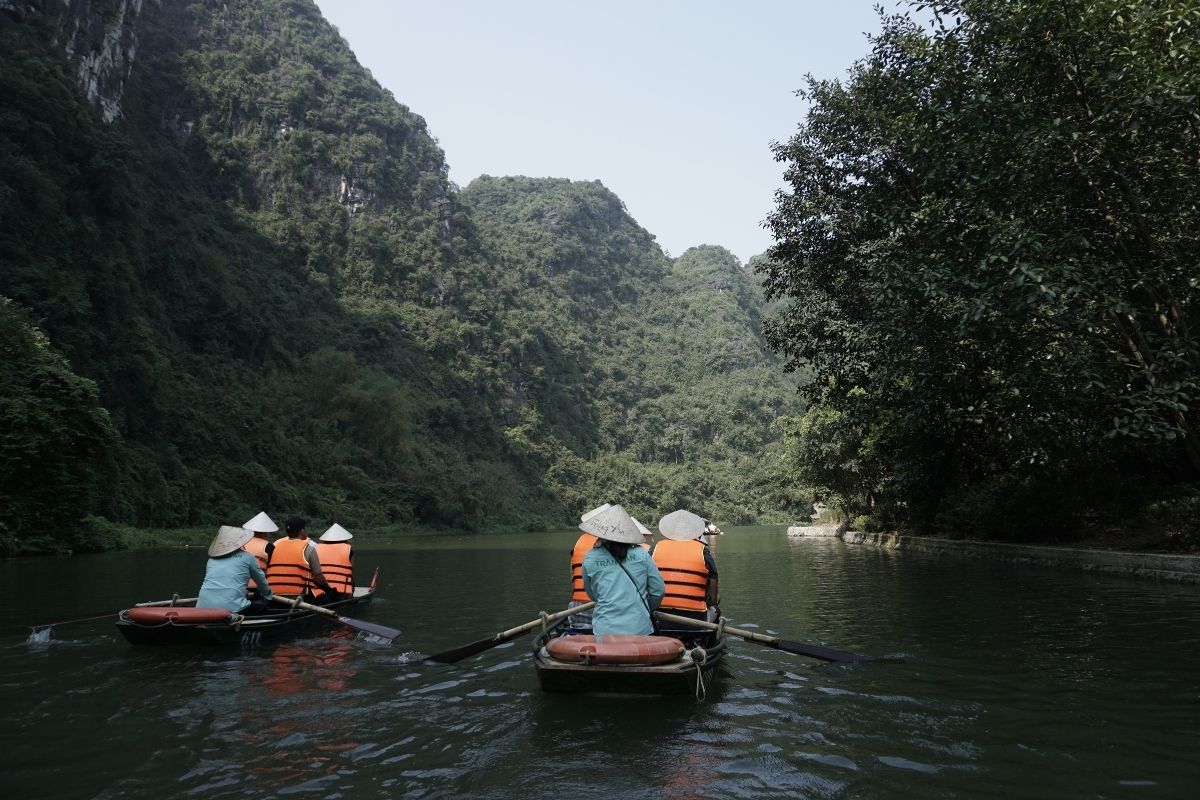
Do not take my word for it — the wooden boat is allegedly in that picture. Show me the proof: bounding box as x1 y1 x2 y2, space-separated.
531 616 726 697
115 585 376 647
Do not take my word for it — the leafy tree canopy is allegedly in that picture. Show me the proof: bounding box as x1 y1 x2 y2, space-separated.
760 0 1200 535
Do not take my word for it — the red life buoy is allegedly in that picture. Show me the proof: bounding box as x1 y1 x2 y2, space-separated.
545 635 685 665
125 607 234 624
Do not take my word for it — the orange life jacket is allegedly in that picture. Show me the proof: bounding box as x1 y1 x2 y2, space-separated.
570 533 598 602
315 542 353 594
652 539 709 612
266 538 323 598
244 536 270 586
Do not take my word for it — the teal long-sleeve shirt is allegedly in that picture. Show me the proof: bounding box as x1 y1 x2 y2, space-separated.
582 543 665 636
197 550 272 613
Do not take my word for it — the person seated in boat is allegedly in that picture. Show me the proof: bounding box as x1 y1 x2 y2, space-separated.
653 509 720 624
581 504 665 636
197 525 274 614
241 511 278 579
315 523 355 596
568 502 611 630
632 516 654 550
266 516 339 603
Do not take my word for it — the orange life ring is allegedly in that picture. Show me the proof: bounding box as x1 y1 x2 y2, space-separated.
545 634 685 665
125 607 234 624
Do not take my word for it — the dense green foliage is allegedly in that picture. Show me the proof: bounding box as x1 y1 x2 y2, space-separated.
463 177 806 523
2 1 523 541
0 300 118 556
760 0 1200 538
0 0 799 553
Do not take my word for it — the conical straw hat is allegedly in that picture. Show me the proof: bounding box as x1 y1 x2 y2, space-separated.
319 523 353 542
242 511 279 533
209 525 254 557
579 504 642 544
658 509 707 541
631 517 652 537
580 503 612 523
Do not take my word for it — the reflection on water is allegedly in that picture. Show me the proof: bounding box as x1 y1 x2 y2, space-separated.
241 637 363 792
1 529 1199 799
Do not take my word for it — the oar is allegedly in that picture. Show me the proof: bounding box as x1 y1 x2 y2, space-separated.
30 596 200 632
654 611 875 664
271 595 400 643
426 602 595 665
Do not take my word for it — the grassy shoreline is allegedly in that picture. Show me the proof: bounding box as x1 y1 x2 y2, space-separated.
122 526 213 549
120 523 479 551
2 521 506 558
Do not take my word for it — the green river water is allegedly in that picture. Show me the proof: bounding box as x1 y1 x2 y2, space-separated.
2 527 1198 799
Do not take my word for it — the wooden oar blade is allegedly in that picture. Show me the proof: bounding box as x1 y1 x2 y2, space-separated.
269 596 398 644
653 611 874 663
425 635 501 665
336 615 400 644
774 638 874 663
425 603 591 665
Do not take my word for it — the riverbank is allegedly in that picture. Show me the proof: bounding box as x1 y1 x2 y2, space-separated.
788 524 1200 584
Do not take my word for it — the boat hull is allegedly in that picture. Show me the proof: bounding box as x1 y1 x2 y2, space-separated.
532 624 725 696
115 588 375 647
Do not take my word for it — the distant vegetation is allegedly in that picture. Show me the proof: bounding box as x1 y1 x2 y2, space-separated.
759 0 1200 544
0 1 802 556
461 178 806 524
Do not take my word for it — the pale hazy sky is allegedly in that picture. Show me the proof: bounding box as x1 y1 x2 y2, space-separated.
312 1 900 264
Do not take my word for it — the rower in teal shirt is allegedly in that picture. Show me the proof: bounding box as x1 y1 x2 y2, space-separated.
580 504 665 636
197 526 273 613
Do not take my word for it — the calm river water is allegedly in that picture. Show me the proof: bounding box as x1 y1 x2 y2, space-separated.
2 527 1198 799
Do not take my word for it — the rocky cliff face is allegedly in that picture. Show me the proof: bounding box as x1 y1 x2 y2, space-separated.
4 0 147 122
61 0 144 122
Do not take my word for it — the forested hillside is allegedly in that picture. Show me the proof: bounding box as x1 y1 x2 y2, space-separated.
0 0 800 555
463 177 804 521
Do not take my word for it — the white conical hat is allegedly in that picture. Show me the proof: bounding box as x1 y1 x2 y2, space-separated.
579 504 643 544
242 511 279 533
209 525 253 557
631 517 652 537
658 509 707 541
319 523 353 542
580 503 612 523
